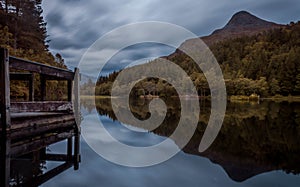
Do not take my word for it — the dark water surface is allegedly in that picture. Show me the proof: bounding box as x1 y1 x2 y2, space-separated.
34 98 300 186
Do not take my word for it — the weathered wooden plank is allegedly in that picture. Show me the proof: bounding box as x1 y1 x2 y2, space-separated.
40 75 73 80
10 101 73 113
10 120 76 140
0 48 11 187
9 72 32 80
9 56 74 80
10 112 65 118
11 113 74 127
45 153 69 162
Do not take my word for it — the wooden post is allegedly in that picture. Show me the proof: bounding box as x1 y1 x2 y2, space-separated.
0 48 11 187
67 80 72 102
0 48 11 129
74 130 80 170
73 68 80 125
40 75 46 101
67 137 73 162
73 68 80 170
29 73 34 101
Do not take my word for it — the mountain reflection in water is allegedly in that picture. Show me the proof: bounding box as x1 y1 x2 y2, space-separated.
38 97 300 187
81 97 300 182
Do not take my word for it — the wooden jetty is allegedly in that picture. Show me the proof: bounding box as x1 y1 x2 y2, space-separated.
0 48 81 187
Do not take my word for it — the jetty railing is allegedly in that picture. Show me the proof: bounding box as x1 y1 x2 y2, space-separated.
0 48 81 187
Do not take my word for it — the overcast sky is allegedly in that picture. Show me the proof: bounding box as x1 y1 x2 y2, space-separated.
42 0 300 76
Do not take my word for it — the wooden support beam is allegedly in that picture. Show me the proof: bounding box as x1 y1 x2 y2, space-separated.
45 153 69 162
73 68 81 127
73 68 81 170
40 75 46 101
67 80 72 102
9 56 74 80
74 132 80 170
10 101 72 113
0 48 11 130
10 120 76 140
29 74 34 101
67 137 73 161
0 48 11 187
9 72 31 80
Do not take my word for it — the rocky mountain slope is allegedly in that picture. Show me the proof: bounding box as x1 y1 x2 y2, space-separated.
195 11 284 46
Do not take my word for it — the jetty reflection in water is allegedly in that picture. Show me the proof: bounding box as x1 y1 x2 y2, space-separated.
0 125 80 187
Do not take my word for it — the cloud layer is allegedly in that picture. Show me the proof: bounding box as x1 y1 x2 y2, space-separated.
42 0 300 76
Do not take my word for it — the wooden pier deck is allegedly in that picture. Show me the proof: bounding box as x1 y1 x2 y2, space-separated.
0 48 81 187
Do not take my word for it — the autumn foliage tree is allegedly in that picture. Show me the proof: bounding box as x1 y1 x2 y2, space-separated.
0 0 68 100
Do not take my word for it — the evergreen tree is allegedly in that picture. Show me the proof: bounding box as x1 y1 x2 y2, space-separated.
0 0 48 52
0 0 68 99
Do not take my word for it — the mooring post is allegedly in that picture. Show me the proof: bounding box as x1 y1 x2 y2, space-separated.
0 48 11 187
73 68 80 125
73 68 80 170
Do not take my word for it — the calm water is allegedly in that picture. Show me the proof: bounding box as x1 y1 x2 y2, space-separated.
40 98 300 187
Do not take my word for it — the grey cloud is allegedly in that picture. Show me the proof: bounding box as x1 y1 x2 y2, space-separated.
60 0 82 4
46 10 64 28
100 43 174 76
50 29 100 50
249 0 300 23
42 0 300 74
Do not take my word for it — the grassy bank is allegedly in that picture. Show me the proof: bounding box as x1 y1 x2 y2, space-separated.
230 95 300 103
82 95 300 103
81 95 112 99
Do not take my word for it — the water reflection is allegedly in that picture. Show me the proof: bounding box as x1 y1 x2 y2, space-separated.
38 98 300 187
0 118 80 186
81 97 300 182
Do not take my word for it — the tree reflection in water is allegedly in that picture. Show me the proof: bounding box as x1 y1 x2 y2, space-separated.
81 97 300 182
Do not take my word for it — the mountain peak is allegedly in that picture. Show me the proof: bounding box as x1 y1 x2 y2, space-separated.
200 11 284 45
225 10 276 29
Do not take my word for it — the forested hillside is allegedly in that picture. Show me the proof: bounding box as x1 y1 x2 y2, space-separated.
95 21 300 97
0 0 68 100
211 22 300 96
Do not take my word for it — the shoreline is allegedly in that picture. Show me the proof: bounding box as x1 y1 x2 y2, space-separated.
81 95 300 102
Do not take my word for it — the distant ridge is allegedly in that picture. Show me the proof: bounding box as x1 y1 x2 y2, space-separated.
200 11 284 46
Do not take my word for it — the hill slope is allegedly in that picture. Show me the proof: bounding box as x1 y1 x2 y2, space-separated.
96 11 300 97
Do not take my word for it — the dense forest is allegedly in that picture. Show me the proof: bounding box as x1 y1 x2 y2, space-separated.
93 21 300 98
0 0 68 100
